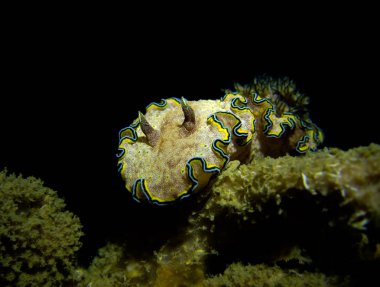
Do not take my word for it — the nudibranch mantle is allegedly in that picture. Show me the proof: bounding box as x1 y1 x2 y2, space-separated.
118 81 323 205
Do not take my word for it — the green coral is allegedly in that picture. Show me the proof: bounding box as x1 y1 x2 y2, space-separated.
79 236 207 287
195 144 380 274
207 143 380 231
205 263 349 287
0 170 83 287
80 144 380 286
78 243 157 287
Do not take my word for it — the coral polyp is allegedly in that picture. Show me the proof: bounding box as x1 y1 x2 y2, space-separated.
117 79 323 205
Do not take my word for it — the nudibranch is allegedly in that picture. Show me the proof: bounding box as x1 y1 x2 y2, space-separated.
117 78 323 205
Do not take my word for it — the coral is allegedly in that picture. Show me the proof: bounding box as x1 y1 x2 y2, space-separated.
81 144 380 286
204 263 349 287
193 144 380 275
206 143 380 229
76 243 156 287
79 241 206 287
117 78 322 204
0 170 83 287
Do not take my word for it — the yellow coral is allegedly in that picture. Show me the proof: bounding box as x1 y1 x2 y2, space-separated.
0 170 83 286
83 145 380 286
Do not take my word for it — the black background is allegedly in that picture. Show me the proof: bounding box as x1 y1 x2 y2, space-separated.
1 7 379 264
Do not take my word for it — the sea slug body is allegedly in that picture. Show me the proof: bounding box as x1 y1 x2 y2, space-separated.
117 79 323 205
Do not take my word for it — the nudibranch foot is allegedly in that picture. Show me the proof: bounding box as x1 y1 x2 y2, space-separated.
118 77 323 205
